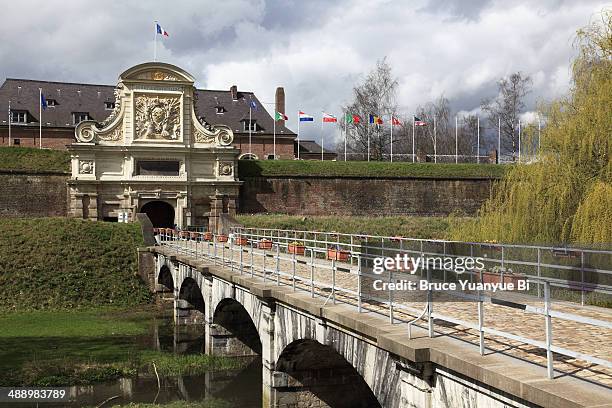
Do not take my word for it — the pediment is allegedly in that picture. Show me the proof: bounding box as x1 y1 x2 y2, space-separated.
119 62 195 83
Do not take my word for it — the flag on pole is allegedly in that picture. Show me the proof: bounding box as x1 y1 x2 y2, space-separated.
346 114 361 124
414 116 427 126
299 111 314 122
392 116 401 126
249 98 258 110
156 23 169 37
40 93 47 110
275 112 288 121
369 114 383 125
322 112 337 123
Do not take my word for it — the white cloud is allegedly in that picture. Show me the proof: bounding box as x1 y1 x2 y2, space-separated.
0 0 608 147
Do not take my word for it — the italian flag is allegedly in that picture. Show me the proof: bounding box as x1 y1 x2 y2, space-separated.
275 111 288 121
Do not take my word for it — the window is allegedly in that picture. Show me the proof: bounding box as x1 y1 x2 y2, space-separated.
13 139 20 145
46 99 57 107
239 153 258 160
105 102 115 110
136 160 180 176
215 106 226 114
10 111 27 123
72 112 90 124
267 154 277 160
242 119 256 132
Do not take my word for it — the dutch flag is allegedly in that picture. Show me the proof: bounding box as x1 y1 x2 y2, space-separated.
156 23 169 37
299 111 314 122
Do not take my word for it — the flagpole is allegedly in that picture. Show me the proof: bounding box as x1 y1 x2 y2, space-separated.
455 115 458 164
8 100 11 147
297 112 300 160
153 21 157 62
344 114 347 161
498 116 501 163
518 119 521 163
367 116 370 162
477 116 480 164
538 115 541 155
433 116 437 164
273 114 276 159
412 116 415 163
39 88 42 149
320 112 324 161
249 105 252 156
390 115 393 162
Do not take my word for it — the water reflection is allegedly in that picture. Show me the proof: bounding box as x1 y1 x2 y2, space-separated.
1 317 262 407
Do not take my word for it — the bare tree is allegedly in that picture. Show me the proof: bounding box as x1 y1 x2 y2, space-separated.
481 72 532 159
340 58 398 160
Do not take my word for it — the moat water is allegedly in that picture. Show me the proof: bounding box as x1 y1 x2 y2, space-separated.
0 317 262 407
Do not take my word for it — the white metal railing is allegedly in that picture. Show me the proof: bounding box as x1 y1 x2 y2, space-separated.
154 227 612 381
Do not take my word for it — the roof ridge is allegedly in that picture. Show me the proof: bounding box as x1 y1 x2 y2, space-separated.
4 78 115 88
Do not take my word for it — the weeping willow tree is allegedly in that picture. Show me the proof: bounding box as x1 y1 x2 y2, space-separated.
452 12 611 246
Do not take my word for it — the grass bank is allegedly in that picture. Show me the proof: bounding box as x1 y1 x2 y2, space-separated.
238 160 506 179
0 146 70 172
0 217 151 310
235 214 467 239
113 401 231 408
0 309 243 387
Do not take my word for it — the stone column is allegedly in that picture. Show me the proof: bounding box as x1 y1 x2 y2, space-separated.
227 196 237 216
203 275 214 355
260 299 276 408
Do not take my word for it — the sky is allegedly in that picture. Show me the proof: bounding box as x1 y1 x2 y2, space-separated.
0 0 608 147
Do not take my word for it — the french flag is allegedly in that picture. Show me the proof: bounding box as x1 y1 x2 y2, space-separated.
299 111 314 122
156 23 169 37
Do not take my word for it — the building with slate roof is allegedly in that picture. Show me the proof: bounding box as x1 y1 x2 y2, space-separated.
0 73 307 160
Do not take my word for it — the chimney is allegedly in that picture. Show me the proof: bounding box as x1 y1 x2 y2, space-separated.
230 85 238 101
275 87 285 121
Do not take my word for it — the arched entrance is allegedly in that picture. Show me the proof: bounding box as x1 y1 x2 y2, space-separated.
141 200 175 228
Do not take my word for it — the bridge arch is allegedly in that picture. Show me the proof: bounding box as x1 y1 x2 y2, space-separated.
178 277 206 320
274 339 381 408
213 298 262 355
157 264 174 291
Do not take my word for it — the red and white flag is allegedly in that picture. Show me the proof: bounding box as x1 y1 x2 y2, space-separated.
322 112 337 123
392 117 401 126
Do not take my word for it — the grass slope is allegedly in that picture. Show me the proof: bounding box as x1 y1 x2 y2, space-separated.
236 214 465 239
0 146 71 173
0 218 151 310
239 160 506 179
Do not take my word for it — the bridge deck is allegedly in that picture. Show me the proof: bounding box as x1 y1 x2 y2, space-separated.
167 239 612 388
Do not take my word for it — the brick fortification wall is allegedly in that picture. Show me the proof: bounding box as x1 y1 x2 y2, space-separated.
0 171 69 217
239 176 496 216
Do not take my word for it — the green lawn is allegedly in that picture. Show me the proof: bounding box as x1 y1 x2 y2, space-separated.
0 146 70 172
0 217 151 311
235 214 467 239
238 159 506 179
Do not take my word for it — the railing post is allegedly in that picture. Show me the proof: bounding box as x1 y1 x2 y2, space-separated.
389 268 394 324
544 281 554 379
357 253 362 312
213 236 217 265
250 238 254 278
229 235 234 272
240 239 244 275
332 258 336 304
428 267 434 338
537 248 541 298
478 290 484 355
580 251 585 306
276 242 281 286
310 248 315 298
292 246 296 291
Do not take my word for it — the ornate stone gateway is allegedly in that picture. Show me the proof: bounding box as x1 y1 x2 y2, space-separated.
68 62 240 230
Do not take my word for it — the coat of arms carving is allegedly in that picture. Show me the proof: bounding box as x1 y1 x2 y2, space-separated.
134 95 181 140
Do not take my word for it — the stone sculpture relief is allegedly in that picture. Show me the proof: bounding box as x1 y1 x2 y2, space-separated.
134 95 181 140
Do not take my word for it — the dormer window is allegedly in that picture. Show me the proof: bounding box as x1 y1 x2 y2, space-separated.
105 102 115 110
73 112 90 125
46 99 57 107
215 106 226 114
10 111 27 123
243 119 256 132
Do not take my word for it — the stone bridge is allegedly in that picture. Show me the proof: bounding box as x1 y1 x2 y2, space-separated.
140 245 612 408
